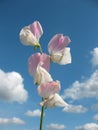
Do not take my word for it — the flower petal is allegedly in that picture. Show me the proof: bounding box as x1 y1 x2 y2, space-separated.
30 21 43 40
28 53 42 77
41 53 50 72
19 21 43 46
19 26 38 46
52 93 68 107
50 47 71 65
50 51 63 63
28 53 50 77
34 63 53 85
40 93 68 108
48 34 71 54
38 81 61 98
59 47 72 65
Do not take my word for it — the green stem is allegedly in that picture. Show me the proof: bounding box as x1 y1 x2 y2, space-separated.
39 44 43 54
38 43 44 130
39 99 45 130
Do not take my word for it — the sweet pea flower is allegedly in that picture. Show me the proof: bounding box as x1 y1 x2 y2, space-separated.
28 53 51 85
28 53 50 76
40 93 68 108
38 80 61 98
19 21 43 46
48 34 71 65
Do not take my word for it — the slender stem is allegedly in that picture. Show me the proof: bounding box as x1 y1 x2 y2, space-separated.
39 44 43 54
38 43 44 130
39 98 45 130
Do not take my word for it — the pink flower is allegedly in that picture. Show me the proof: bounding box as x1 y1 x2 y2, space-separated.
38 81 61 98
40 93 68 108
28 53 50 75
48 34 71 65
19 21 43 46
28 53 51 85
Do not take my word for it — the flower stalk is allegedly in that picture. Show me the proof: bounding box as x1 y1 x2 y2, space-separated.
39 43 44 130
39 98 45 130
39 44 43 54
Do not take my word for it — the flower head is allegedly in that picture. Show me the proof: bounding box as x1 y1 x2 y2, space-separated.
28 53 51 85
48 34 71 65
38 80 61 98
28 53 50 76
19 21 43 46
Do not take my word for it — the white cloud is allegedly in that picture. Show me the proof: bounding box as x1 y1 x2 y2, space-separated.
47 123 66 130
75 123 98 130
91 47 98 66
63 105 87 113
62 70 98 100
93 114 98 120
0 117 25 125
25 109 41 117
0 69 28 103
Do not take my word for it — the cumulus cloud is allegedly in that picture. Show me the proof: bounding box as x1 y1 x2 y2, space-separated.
63 105 87 113
0 69 28 103
91 47 98 66
47 123 65 130
25 109 41 117
75 123 98 130
0 117 25 125
62 70 98 100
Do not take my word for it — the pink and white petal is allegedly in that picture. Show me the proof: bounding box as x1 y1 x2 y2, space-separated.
34 64 53 85
41 53 50 72
48 34 63 53
48 34 71 53
38 81 61 98
48 34 59 53
28 53 50 78
53 35 71 53
20 26 38 46
30 21 43 40
59 47 71 65
28 53 42 76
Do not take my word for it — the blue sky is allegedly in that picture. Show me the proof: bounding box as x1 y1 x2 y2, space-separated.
0 0 98 130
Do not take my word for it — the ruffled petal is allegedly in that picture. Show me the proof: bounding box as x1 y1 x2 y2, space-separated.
30 21 43 40
28 53 50 77
38 81 61 98
59 47 72 65
48 34 71 54
19 26 38 46
41 53 50 72
34 63 53 85
28 53 42 77
40 93 68 108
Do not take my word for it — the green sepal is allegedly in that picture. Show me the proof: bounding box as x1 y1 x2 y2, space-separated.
34 45 40 51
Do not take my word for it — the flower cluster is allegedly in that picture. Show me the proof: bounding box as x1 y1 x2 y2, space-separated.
19 21 71 108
